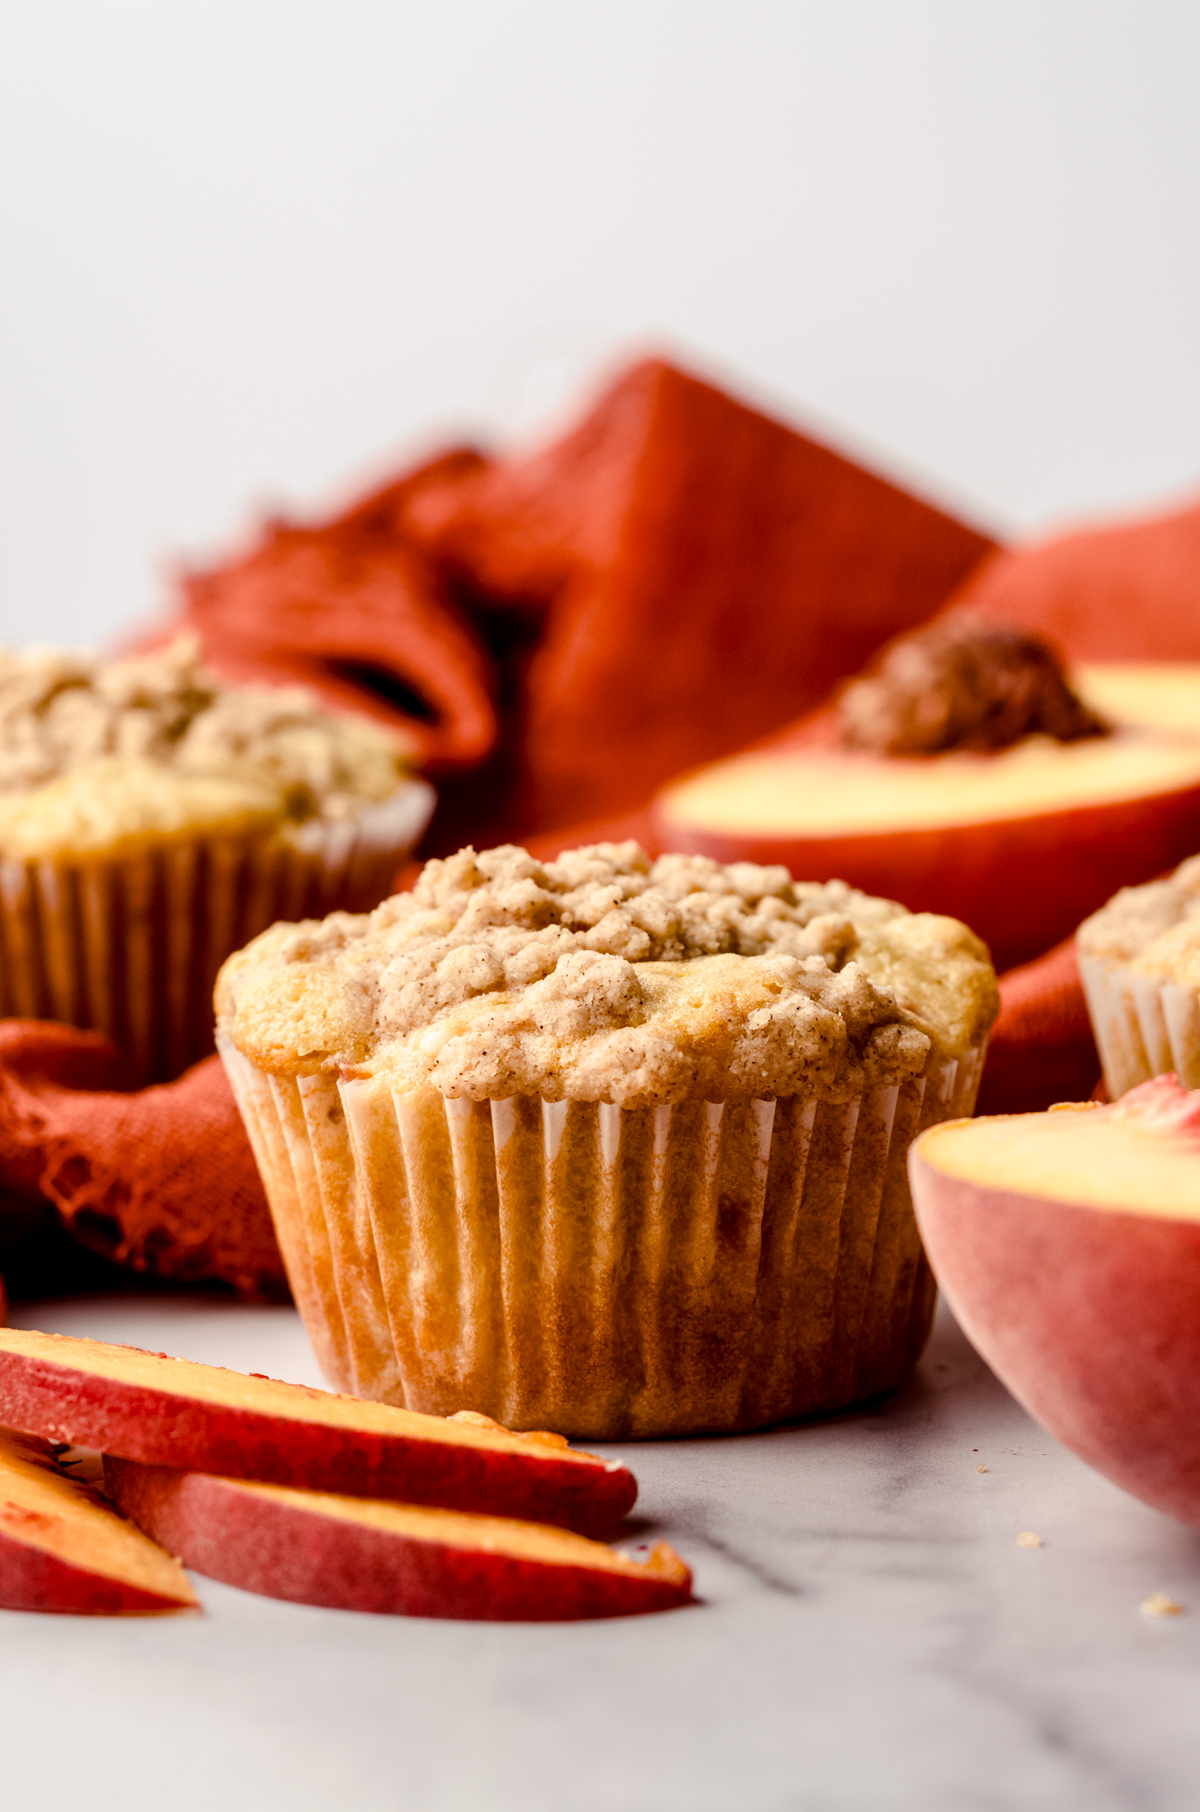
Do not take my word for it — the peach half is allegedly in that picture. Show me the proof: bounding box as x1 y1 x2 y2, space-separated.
0 1428 195 1615
0 1329 636 1537
1073 662 1200 737
653 683 1200 970
909 1075 1200 1526
105 1460 692 1622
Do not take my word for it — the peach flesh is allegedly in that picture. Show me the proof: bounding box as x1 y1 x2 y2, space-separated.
0 1329 636 1538
909 1079 1200 1526
660 736 1200 838
653 714 1200 969
1074 662 1200 735
0 1428 195 1615
105 1460 692 1622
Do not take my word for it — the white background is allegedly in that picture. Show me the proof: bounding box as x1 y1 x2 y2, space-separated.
1 0 1198 648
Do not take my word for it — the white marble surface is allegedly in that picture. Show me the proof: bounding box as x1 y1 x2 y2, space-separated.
2 1292 1198 1812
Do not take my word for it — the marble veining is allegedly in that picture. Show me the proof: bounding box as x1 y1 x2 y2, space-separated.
3 1292 1199 1812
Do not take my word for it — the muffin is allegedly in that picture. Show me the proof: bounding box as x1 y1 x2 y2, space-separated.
216 842 997 1438
0 638 433 1081
1077 856 1200 1098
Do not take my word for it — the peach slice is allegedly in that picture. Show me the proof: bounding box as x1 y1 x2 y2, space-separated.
0 1329 635 1538
0 1428 195 1614
908 1076 1200 1525
653 713 1200 970
104 1459 692 1622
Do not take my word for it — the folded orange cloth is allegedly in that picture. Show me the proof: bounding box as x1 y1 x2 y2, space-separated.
162 358 994 846
403 358 997 833
0 1023 285 1301
164 447 498 771
948 493 1200 657
976 940 1100 1116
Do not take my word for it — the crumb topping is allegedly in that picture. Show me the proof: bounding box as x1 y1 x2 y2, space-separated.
1140 1592 1184 1617
218 843 998 1104
1078 855 1200 983
0 638 414 855
838 612 1110 756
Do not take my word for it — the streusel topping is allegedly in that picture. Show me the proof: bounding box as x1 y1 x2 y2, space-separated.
1078 855 1200 985
0 638 413 855
218 843 998 1104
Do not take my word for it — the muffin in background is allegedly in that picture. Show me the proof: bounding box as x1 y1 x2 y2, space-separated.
217 842 997 1439
1077 856 1200 1098
0 638 433 1082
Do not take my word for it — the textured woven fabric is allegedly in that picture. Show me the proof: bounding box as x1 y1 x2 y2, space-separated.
976 940 1100 1116
159 357 994 849
950 495 1200 660
157 446 498 773
0 1021 284 1300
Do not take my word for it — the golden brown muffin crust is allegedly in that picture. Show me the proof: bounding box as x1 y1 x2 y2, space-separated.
1078 855 1200 977
0 638 414 856
218 843 998 1104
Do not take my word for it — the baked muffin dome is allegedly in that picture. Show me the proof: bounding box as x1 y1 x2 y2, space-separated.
1077 856 1200 980
218 843 998 1437
0 636 418 856
1078 855 1200 1097
0 638 433 1082
218 842 999 1102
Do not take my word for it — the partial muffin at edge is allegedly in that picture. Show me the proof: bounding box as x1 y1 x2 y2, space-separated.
0 637 433 1080
1078 855 1200 1097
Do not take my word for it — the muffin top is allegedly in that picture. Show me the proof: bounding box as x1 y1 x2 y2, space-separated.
218 843 999 1106
1078 855 1200 985
0 638 415 856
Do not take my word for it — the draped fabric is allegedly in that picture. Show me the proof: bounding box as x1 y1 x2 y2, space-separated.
8 356 1194 1291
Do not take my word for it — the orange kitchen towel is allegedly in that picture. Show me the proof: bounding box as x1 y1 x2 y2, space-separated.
165 357 995 847
402 358 997 834
164 446 499 772
0 1022 285 1301
976 939 1100 1116
948 492 1200 658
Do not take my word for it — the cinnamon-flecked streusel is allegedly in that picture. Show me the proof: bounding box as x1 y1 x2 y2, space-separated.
0 638 415 855
218 843 998 1105
1078 855 1200 985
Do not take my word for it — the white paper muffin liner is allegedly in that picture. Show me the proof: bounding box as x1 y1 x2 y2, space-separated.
219 1033 987 1439
0 780 433 1084
1078 950 1200 1099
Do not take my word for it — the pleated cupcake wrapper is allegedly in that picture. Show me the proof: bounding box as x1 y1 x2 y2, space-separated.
220 1035 986 1438
1077 951 1200 1100
0 781 433 1084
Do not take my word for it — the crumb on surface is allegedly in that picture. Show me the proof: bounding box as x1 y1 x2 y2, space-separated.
1141 1592 1184 1618
1016 1531 1044 1548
